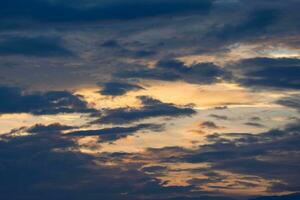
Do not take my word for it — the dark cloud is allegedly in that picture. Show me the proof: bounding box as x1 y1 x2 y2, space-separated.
0 1 299 199
230 57 300 90
214 106 228 110
201 121 220 129
0 36 72 57
1 121 265 200
1 1 298 89
164 196 235 200
0 125 93 199
101 40 156 58
276 94 300 113
0 86 96 115
209 114 228 120
0 0 213 25
116 68 180 82
249 193 300 200
184 122 300 192
0 123 198 200
101 40 121 48
249 117 262 121
186 0 300 57
96 96 196 124
116 59 230 84
244 122 265 128
99 81 143 96
68 123 164 142
135 121 300 196
211 9 280 42
28 123 74 133
141 165 168 174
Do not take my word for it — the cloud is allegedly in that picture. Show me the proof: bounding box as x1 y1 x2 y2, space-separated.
0 86 96 115
0 1 299 199
184 122 300 192
244 122 265 128
249 193 300 200
116 59 230 84
276 94 300 113
210 8 280 42
229 57 300 90
209 114 229 120
0 1 298 90
164 196 235 200
0 123 200 200
96 96 196 124
98 81 143 96
214 106 228 110
101 40 156 58
133 121 300 196
141 165 168 174
116 68 180 82
201 121 221 129
5 119 296 200
2 117 298 200
0 36 73 57
68 123 164 142
0 0 213 25
28 123 74 133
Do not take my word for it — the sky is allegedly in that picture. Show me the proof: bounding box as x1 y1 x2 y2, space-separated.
0 0 300 199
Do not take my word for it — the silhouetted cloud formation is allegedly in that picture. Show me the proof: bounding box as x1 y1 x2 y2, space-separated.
0 86 95 114
0 123 232 200
28 123 74 133
68 123 163 142
99 81 143 96
209 9 280 42
201 121 220 129
182 122 300 192
116 59 230 84
209 114 228 120
244 122 265 128
164 196 235 200
0 36 72 57
101 40 156 58
1 121 300 199
250 193 300 200
0 0 213 25
276 94 300 113
230 57 300 90
0 0 300 199
97 96 196 124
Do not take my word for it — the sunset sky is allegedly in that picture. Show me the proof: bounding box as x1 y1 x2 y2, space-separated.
0 1 300 200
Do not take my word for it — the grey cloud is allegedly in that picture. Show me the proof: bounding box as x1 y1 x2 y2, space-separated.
96 96 196 124
0 123 198 200
229 57 300 90
68 123 164 142
0 0 213 26
244 122 265 128
0 36 73 57
0 86 96 115
164 196 235 200
210 8 280 42
250 193 300 200
201 121 220 129
98 81 144 96
209 114 228 120
276 94 300 113
101 40 156 58
116 59 230 84
188 122 300 192
28 123 75 133
138 122 300 195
